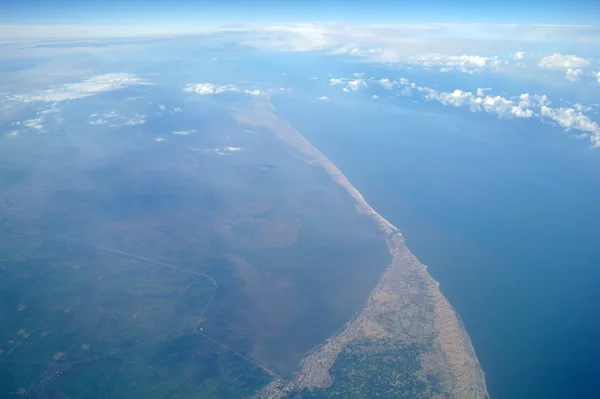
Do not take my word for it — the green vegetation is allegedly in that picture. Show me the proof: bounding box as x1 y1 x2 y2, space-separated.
0 239 271 398
288 341 444 399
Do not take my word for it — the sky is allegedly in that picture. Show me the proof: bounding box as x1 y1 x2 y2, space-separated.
1 0 600 26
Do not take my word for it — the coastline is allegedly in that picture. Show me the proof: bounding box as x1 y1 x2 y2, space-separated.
234 99 489 399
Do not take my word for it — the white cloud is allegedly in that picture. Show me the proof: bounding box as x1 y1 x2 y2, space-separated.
155 137 167 142
172 130 196 135
514 52 526 59
372 95 380 100
398 77 599 147
596 72 600 84
246 24 600 64
158 104 166 110
9 73 152 103
574 103 592 112
353 72 365 78
23 117 44 130
399 87 413 96
5 131 19 138
476 88 492 97
173 107 183 112
280 87 292 91
566 68 584 82
418 86 535 118
184 83 264 96
37 104 60 115
224 146 243 152
183 83 239 95
342 79 368 92
406 54 501 74
338 47 383 57
103 111 123 119
109 113 146 127
89 119 107 125
329 78 345 86
538 53 590 70
124 114 146 126
378 78 395 90
540 106 600 146
309 77 319 80
318 96 330 100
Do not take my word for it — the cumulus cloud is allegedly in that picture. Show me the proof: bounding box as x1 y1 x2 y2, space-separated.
398 78 600 147
184 83 265 96
372 95 380 100
596 72 600 84
401 78 539 119
329 78 345 86
378 78 396 90
476 88 492 97
124 114 146 126
224 146 243 152
514 52 527 59
23 117 44 130
566 68 584 81
540 106 600 146
539 53 590 70
8 73 152 103
172 130 196 135
406 54 501 74
109 114 146 127
158 104 166 110
342 79 368 92
244 89 263 96
538 54 591 80
399 87 413 96
103 111 123 118
183 83 239 95
37 104 60 115
574 103 592 112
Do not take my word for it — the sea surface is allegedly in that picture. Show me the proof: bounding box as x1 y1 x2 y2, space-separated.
273 96 600 399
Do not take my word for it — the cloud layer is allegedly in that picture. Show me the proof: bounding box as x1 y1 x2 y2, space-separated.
9 73 153 103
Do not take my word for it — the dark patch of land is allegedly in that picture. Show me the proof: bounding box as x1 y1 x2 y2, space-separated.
0 99 391 396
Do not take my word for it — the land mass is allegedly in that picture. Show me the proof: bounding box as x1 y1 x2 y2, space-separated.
233 99 489 399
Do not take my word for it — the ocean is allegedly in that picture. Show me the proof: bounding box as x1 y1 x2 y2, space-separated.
273 95 600 399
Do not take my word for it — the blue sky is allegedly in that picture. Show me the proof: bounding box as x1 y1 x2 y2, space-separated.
1 0 600 25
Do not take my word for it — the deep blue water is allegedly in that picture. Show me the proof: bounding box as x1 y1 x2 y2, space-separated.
273 95 600 399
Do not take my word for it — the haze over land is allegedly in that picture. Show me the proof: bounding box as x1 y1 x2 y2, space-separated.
2 1 600 398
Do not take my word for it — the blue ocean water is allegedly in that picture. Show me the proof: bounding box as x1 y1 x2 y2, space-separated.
273 96 600 399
